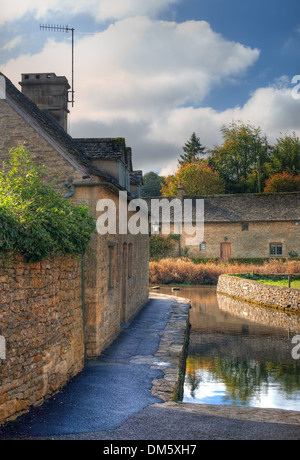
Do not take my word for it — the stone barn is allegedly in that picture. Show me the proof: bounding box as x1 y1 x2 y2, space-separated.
148 187 300 261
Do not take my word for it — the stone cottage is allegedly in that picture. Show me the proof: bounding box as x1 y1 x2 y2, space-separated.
0 72 149 358
148 187 300 261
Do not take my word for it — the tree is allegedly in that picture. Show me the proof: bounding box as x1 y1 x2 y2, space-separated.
209 121 271 194
161 160 225 197
141 171 165 197
263 171 300 193
178 132 206 165
267 132 300 176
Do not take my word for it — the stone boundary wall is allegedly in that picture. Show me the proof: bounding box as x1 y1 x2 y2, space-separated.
217 293 300 333
217 274 300 312
0 254 84 425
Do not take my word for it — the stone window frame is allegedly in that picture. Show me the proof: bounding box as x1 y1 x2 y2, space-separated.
200 242 206 252
128 243 133 279
107 242 118 290
269 242 283 257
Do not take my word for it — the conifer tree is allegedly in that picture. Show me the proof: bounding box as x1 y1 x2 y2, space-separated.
179 132 206 165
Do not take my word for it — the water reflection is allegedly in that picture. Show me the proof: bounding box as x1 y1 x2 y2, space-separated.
185 356 300 410
155 285 300 411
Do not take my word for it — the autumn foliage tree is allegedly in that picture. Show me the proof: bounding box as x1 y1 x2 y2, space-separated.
263 171 300 193
160 124 300 198
209 121 270 194
269 132 300 175
161 160 225 197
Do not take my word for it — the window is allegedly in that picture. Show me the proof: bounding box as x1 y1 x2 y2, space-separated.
200 242 206 252
151 222 161 235
108 243 117 289
118 162 125 188
242 223 249 231
270 243 283 257
118 163 130 191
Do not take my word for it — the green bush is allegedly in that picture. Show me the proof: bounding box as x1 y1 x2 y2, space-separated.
0 146 95 262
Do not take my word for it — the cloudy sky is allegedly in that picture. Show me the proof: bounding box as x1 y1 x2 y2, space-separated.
1 0 300 175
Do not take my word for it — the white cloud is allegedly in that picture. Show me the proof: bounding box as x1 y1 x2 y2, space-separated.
96 0 179 20
4 15 296 176
1 36 22 51
0 0 179 25
3 17 259 117
150 83 300 174
0 0 57 25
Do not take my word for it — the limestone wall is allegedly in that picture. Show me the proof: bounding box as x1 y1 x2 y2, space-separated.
217 274 300 311
0 99 85 188
217 293 300 333
76 185 150 357
0 254 84 425
182 221 300 259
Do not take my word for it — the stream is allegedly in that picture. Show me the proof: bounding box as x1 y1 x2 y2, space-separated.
156 285 300 411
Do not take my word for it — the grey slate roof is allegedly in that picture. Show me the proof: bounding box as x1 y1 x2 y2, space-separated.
194 193 300 222
145 193 300 223
73 138 126 161
130 170 143 185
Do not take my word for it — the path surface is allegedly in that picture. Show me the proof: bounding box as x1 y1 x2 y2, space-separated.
0 294 300 441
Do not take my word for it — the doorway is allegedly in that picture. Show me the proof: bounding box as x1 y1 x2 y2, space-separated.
220 242 231 262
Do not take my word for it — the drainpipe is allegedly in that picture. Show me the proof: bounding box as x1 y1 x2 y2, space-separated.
81 255 86 356
64 184 75 198
177 184 184 257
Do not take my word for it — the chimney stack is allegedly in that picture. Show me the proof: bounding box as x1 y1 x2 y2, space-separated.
19 73 70 131
176 183 185 202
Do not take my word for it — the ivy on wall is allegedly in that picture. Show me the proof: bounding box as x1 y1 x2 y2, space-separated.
0 146 95 262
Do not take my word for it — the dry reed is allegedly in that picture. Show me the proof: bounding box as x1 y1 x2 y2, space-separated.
149 258 300 285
